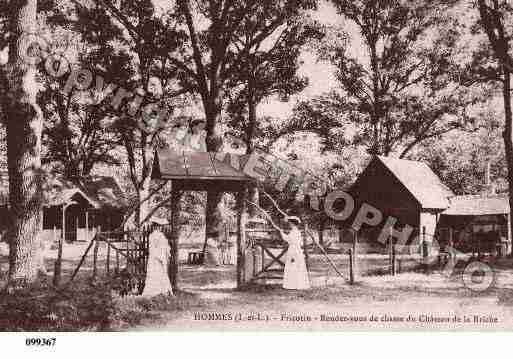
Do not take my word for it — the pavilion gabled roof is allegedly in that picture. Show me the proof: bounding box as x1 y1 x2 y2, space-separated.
152 149 253 182
152 149 257 192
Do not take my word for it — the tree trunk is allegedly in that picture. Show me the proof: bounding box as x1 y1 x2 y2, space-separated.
501 68 513 256
138 175 152 226
247 185 259 219
319 217 325 247
2 0 44 287
235 187 247 288
203 94 225 258
245 79 259 220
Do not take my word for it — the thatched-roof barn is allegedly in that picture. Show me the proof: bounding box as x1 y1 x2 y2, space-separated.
349 156 511 255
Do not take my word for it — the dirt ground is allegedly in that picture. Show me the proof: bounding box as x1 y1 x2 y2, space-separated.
130 254 513 331
2 242 513 331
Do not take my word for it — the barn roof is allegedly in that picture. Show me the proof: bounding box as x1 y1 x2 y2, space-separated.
375 156 454 209
443 194 510 216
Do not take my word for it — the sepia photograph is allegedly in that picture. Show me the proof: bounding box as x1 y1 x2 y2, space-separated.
1 0 513 339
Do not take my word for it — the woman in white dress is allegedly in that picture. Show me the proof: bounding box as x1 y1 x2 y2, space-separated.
143 222 173 297
280 217 310 289
247 197 310 290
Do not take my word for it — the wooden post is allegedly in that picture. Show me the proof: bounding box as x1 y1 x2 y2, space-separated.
106 237 111 275
53 206 65 286
125 227 130 274
92 236 99 280
252 248 257 277
422 226 430 273
304 223 310 271
53 225 57 243
62 203 66 243
508 213 512 256
68 236 96 283
391 239 396 275
236 186 246 289
476 228 484 258
261 245 265 273
319 218 325 247
389 227 395 276
471 229 476 258
422 226 428 258
168 188 182 291
116 249 120 274
349 248 354 285
352 229 358 280
85 210 89 241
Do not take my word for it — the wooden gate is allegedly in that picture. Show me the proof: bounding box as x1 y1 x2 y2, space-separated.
244 228 309 284
69 229 151 295
122 230 150 294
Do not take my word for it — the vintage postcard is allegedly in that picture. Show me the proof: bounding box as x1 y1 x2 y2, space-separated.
1 0 513 335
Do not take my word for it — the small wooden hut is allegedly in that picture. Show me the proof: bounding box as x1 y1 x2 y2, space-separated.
0 175 128 243
438 194 511 254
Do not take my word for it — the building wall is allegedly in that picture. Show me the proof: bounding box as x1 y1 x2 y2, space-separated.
437 213 509 253
42 205 123 242
349 158 421 243
420 211 438 242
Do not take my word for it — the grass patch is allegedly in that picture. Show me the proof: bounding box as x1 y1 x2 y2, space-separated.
0 275 204 331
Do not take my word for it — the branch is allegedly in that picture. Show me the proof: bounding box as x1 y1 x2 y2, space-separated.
262 190 288 218
246 199 282 233
179 0 209 94
478 0 513 73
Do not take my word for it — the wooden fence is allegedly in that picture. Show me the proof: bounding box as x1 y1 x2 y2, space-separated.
66 229 151 295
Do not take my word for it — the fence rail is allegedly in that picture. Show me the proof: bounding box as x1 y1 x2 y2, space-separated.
63 229 151 295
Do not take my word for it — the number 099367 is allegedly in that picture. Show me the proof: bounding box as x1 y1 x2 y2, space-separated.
25 338 56 346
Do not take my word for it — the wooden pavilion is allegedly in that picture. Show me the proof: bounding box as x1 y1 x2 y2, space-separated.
151 149 258 288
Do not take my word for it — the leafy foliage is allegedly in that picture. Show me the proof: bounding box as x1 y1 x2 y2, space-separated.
295 0 479 157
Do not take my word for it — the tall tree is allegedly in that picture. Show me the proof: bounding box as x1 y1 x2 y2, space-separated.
171 0 317 240
223 12 322 220
85 0 318 249
70 0 184 226
414 101 507 194
301 0 474 157
476 0 513 250
224 15 322 153
41 84 120 179
0 0 45 287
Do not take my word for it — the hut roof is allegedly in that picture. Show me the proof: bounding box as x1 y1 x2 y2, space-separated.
79 176 128 209
443 194 510 216
43 176 99 208
375 156 454 209
0 174 127 210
